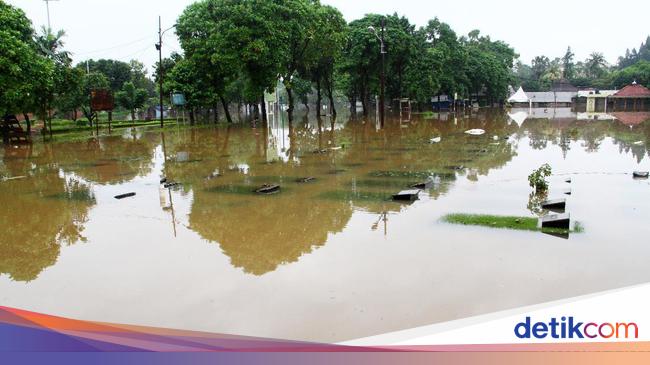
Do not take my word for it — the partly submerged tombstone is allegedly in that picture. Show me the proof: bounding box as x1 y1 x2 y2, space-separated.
392 189 420 202
541 198 566 211
296 177 316 183
114 192 136 200
255 184 280 195
411 181 429 189
540 213 570 230
176 151 190 162
465 129 485 136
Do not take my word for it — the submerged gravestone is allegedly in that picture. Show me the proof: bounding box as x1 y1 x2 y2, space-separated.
541 198 566 211
540 213 570 229
392 190 420 201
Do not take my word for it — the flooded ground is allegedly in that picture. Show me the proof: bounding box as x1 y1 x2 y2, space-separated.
1 108 650 342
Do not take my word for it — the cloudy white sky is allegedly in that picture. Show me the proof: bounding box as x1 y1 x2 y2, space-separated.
7 0 649 77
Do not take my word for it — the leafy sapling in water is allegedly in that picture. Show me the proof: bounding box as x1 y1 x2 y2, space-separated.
528 164 552 193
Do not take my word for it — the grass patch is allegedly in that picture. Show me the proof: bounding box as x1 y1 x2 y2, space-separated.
442 213 584 234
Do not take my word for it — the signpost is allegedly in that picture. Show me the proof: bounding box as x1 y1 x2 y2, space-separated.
90 89 114 133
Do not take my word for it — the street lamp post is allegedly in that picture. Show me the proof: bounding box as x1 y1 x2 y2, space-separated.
155 17 176 128
43 0 59 30
369 18 387 126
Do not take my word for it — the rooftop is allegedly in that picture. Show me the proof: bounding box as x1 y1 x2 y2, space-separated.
611 82 650 98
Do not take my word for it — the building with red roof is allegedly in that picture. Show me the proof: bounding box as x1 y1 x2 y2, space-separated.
609 82 650 111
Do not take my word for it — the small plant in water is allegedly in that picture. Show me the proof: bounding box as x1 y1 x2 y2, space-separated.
528 164 552 192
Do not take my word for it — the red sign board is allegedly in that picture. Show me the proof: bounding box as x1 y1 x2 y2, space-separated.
90 89 114 111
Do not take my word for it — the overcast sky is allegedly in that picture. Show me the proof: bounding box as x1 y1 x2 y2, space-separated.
7 0 649 77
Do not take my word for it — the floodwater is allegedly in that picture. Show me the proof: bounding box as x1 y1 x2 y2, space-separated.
1 107 650 342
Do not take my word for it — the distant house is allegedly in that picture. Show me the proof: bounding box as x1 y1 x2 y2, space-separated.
431 94 453 110
609 82 650 110
576 89 618 112
507 83 578 108
525 91 576 107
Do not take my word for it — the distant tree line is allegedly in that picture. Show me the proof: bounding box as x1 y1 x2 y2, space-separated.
2 0 521 127
0 2 157 131
166 0 518 121
514 36 650 91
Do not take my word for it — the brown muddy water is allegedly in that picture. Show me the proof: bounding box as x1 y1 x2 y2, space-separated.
1 108 650 342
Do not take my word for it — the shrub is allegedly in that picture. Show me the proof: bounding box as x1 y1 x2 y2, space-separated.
528 164 552 192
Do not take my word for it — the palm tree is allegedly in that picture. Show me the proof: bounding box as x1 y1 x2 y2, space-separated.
585 52 607 79
35 26 72 66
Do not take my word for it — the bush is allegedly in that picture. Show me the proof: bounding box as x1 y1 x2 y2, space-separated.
528 163 552 192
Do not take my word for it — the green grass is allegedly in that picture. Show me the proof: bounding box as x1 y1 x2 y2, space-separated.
442 213 584 234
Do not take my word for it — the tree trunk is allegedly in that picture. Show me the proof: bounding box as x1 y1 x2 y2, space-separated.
286 87 294 122
316 78 322 116
23 113 31 135
253 102 260 121
219 95 233 124
260 94 267 122
213 103 219 124
189 108 195 125
361 89 368 117
131 109 136 123
326 87 336 117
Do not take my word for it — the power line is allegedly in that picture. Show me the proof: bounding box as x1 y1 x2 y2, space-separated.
75 35 157 56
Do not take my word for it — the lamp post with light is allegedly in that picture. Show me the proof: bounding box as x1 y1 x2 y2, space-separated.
155 17 176 128
368 18 386 126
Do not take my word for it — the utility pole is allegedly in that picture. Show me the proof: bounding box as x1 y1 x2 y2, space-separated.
380 18 386 127
369 19 387 127
156 16 164 128
43 0 59 30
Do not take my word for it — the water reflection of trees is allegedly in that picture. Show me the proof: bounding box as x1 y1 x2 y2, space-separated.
517 118 650 161
55 133 155 184
0 145 95 282
161 110 519 274
190 192 353 275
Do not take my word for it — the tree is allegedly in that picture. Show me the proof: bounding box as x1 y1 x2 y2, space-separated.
115 81 147 121
79 59 133 93
607 60 650 88
0 2 54 134
562 46 575 79
531 56 550 80
585 52 608 79
274 0 321 121
176 0 242 123
308 4 347 116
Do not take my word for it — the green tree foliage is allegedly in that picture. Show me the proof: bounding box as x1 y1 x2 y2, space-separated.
618 36 650 69
115 81 147 121
307 4 347 116
176 0 242 123
78 59 134 93
0 2 54 131
562 46 575 79
607 60 650 88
